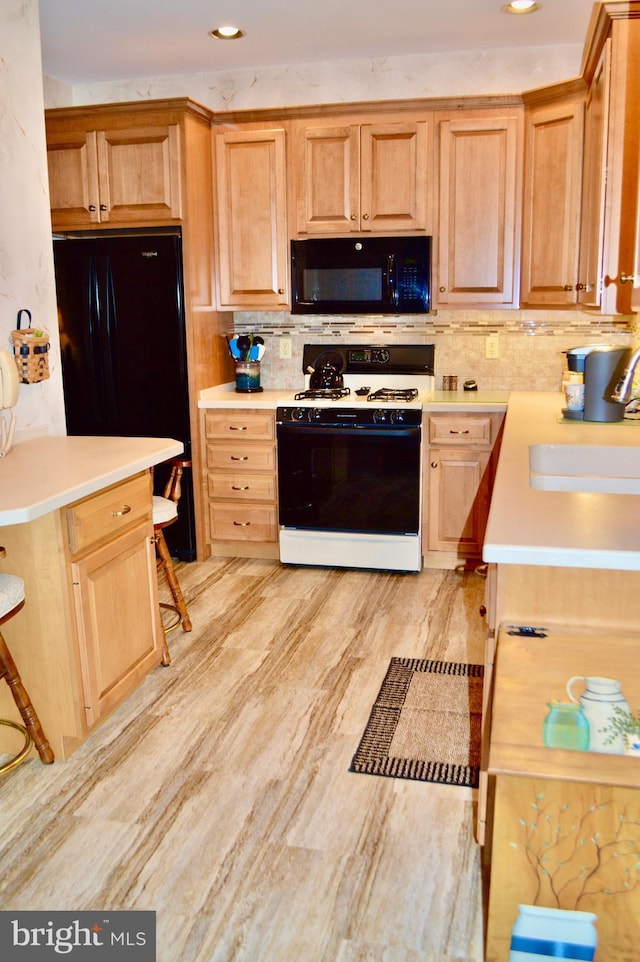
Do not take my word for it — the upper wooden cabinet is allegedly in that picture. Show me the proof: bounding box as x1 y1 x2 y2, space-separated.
435 109 523 308
292 117 431 235
578 9 640 314
520 90 585 307
46 123 182 229
214 127 289 310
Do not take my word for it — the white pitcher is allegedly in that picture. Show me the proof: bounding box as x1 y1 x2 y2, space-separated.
566 675 629 754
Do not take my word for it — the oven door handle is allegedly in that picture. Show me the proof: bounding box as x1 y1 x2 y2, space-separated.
277 424 420 440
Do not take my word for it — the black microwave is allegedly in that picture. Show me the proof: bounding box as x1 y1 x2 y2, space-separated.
290 236 431 315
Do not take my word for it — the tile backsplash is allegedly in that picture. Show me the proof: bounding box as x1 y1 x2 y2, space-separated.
232 309 637 392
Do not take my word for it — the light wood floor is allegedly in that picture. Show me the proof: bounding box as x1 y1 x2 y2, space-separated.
0 556 488 961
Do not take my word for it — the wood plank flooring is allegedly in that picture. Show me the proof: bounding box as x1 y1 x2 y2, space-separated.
0 557 487 961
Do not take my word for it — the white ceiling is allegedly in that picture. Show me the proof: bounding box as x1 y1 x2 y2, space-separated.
38 0 596 85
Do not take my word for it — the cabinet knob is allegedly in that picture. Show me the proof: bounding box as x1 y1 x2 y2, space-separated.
350 214 357 221
362 213 369 220
278 288 285 294
563 284 574 291
439 286 446 293
479 605 487 617
100 204 108 211
620 273 635 285
575 283 586 291
430 461 438 469
88 205 96 212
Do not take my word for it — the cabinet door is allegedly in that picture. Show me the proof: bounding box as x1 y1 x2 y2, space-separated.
521 98 584 306
360 121 430 232
294 123 360 234
96 125 182 224
215 128 289 309
293 120 430 234
47 129 101 228
71 521 162 729
436 111 523 307
427 447 491 554
577 42 610 309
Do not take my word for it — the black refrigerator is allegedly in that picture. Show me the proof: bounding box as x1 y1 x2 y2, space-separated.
53 227 196 561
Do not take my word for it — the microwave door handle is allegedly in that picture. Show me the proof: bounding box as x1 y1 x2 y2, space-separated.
386 254 399 308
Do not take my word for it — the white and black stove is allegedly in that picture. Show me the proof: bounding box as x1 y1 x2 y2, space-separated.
276 344 435 572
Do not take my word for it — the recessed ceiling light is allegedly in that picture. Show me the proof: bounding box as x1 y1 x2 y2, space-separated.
209 25 245 40
502 1 542 13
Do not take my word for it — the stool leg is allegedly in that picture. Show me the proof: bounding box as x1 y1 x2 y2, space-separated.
155 530 192 632
0 631 54 765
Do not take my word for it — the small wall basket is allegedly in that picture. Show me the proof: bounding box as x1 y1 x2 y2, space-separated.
11 309 50 384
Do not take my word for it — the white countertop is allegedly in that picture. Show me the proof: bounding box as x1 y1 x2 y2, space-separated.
0 435 183 525
198 383 510 411
483 392 640 571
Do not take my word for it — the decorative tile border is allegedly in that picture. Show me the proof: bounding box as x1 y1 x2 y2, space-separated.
233 309 634 339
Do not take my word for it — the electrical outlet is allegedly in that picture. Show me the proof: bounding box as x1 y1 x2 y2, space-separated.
279 337 292 359
485 333 500 360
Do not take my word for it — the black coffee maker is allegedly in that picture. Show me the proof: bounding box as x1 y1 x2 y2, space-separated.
563 345 631 422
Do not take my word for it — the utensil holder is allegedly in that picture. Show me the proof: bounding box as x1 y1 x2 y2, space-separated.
11 309 50 384
235 360 262 393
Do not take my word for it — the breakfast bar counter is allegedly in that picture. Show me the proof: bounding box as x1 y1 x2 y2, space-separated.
0 434 183 760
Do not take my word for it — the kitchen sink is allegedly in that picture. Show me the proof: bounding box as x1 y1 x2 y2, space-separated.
529 443 640 494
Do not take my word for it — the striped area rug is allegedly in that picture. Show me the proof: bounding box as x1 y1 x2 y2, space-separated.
349 658 484 788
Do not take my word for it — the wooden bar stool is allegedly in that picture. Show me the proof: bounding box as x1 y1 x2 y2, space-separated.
153 457 193 666
0 549 54 774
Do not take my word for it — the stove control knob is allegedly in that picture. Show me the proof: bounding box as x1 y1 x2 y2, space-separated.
308 408 322 421
291 408 306 421
390 409 405 424
373 408 388 424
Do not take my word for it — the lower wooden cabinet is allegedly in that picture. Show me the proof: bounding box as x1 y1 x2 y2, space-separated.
423 411 504 558
70 520 162 729
0 472 164 759
203 409 279 557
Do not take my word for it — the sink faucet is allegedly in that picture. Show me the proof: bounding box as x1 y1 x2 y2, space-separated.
611 346 640 404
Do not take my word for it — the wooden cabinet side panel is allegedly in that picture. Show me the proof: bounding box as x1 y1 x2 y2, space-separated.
0 513 85 759
521 99 584 306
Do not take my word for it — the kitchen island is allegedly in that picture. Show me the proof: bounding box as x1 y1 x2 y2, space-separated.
480 391 640 962
0 435 182 760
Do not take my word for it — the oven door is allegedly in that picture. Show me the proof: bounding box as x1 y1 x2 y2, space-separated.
277 422 421 534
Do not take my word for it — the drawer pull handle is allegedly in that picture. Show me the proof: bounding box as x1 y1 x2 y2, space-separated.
233 521 251 526
449 429 470 434
112 504 132 517
229 425 247 431
232 485 250 491
230 456 249 461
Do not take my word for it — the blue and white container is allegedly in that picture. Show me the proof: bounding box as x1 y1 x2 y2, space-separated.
510 905 597 961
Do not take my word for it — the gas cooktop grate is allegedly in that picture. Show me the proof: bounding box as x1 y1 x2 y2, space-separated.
294 387 351 400
367 388 419 402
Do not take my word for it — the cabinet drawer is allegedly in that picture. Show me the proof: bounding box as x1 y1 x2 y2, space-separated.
205 410 274 441
208 473 276 502
66 474 151 555
206 442 276 472
209 503 278 542
428 414 493 445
